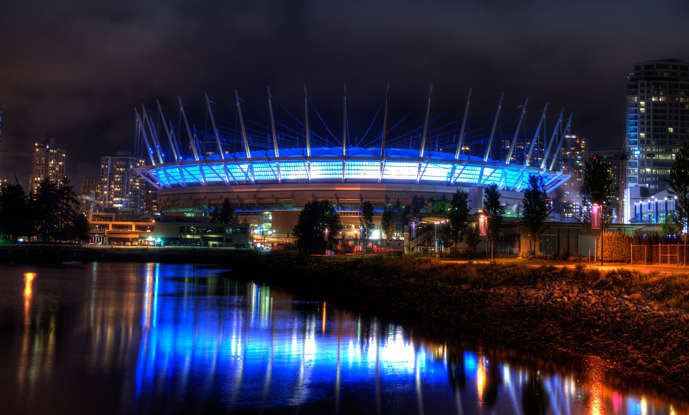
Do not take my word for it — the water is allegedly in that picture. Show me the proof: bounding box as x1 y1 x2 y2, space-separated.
0 262 684 414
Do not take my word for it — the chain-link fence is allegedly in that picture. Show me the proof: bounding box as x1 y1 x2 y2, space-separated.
630 244 689 265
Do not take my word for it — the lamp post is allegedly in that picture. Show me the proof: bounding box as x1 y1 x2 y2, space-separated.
591 203 603 265
434 221 439 255
478 211 489 261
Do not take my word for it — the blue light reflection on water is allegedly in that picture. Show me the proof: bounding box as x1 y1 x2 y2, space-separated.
5 262 683 414
124 264 679 414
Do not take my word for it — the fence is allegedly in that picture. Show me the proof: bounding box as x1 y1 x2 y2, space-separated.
630 244 689 265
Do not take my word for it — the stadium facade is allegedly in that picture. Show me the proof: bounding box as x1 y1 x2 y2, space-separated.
134 87 571 243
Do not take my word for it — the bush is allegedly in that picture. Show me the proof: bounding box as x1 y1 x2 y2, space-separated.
602 232 632 262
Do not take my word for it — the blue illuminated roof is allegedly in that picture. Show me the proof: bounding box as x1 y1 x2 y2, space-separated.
142 146 568 193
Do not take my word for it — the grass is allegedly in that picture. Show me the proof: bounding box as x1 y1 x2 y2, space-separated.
242 253 689 311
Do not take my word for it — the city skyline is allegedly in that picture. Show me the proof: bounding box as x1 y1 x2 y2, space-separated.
1 1 689 187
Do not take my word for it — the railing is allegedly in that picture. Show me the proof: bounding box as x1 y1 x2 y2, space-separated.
630 244 689 266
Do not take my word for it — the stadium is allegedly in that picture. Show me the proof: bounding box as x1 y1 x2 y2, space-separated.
134 86 571 245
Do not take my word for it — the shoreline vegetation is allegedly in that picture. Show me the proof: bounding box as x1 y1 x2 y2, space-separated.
224 254 689 403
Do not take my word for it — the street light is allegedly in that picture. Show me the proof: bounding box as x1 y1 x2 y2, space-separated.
591 203 603 264
478 211 487 237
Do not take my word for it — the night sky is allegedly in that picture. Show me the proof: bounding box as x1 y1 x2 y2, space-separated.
1 0 688 187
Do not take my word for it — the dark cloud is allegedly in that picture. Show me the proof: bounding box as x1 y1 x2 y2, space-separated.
0 0 687 186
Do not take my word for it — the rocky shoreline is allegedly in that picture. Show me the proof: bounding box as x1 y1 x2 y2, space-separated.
226 254 689 402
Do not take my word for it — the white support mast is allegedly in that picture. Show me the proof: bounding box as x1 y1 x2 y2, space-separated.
205 92 225 160
157 100 179 161
380 82 389 158
178 96 200 161
418 84 433 158
505 98 528 165
549 113 573 171
134 109 156 166
234 89 252 159
304 84 311 158
141 105 164 164
483 92 504 162
267 87 281 182
524 103 548 168
540 108 564 170
342 83 348 157
454 88 472 160
379 83 390 182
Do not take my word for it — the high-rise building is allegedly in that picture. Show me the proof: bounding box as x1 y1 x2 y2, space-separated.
80 176 99 196
144 182 158 215
97 153 146 213
558 134 588 203
626 59 689 196
31 138 67 193
77 176 100 216
552 134 588 221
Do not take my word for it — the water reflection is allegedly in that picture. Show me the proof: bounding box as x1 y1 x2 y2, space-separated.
1 263 684 414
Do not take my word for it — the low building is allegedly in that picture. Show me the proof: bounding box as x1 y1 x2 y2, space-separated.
88 212 154 245
626 187 680 225
149 217 250 248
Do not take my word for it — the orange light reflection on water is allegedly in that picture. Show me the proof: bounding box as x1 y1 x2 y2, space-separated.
476 356 486 406
23 272 36 322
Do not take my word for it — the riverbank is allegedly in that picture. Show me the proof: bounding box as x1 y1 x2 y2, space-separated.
226 254 689 402
0 244 258 264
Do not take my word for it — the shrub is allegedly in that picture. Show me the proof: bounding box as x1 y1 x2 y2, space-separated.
602 232 632 262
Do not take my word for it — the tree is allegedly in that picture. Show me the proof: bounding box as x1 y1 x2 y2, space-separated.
410 195 426 217
396 200 411 252
359 200 374 254
549 187 565 218
68 213 91 242
0 183 31 241
31 178 81 242
211 198 235 224
582 155 617 221
582 155 617 263
483 184 504 262
522 175 551 252
669 143 689 236
465 222 481 256
660 215 680 238
437 222 453 251
293 200 341 255
381 203 394 245
448 190 470 253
